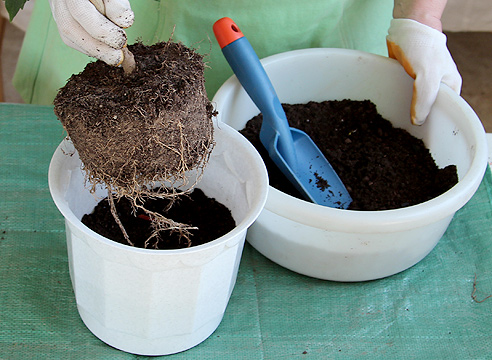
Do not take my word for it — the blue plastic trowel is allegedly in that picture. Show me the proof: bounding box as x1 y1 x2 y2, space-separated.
213 17 352 208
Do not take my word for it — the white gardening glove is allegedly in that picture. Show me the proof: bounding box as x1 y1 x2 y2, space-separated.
49 0 134 67
387 18 462 125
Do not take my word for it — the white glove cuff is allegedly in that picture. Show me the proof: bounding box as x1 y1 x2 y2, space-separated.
388 19 447 56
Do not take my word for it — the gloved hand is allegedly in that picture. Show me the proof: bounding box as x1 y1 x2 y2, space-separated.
49 0 134 67
387 18 462 125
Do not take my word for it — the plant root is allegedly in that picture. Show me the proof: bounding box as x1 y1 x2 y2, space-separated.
107 189 133 246
471 273 492 303
142 209 197 249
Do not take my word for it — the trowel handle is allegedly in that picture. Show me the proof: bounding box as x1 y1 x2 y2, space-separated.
213 17 297 168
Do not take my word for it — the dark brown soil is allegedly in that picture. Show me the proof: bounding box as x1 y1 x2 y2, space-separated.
82 188 236 249
240 99 458 211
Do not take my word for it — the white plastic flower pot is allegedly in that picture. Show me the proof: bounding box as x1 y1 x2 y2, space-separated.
48 121 268 356
212 48 488 282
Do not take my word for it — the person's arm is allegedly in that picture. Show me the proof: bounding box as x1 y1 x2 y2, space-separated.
393 0 447 31
387 0 461 125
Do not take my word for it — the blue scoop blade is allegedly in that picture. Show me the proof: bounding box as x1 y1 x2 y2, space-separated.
269 128 352 209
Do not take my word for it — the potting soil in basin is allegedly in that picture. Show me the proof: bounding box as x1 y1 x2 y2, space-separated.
239 99 458 210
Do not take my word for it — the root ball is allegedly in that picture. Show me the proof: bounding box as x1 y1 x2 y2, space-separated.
54 41 216 246
54 41 215 198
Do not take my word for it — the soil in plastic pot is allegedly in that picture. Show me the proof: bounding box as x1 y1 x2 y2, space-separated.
82 188 236 249
239 99 458 211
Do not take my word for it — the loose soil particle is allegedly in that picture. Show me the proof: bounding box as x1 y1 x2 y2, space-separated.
239 99 458 211
82 189 236 249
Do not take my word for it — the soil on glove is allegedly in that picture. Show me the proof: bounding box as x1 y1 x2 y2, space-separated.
82 188 236 249
239 99 458 211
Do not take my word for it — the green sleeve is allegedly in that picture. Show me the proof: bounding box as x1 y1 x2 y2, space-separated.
13 0 392 105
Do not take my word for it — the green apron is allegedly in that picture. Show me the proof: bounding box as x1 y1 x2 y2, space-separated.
13 0 393 105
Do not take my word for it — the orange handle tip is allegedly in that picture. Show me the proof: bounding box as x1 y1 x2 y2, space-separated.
213 17 244 49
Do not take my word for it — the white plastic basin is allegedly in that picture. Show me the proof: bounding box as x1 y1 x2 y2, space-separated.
212 48 488 282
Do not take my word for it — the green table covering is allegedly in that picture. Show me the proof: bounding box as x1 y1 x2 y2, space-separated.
1 103 491 359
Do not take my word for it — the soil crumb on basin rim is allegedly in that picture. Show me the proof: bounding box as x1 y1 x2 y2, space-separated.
54 41 216 246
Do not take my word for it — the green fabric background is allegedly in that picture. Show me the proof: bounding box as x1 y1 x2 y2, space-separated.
13 0 393 105
1 104 491 358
